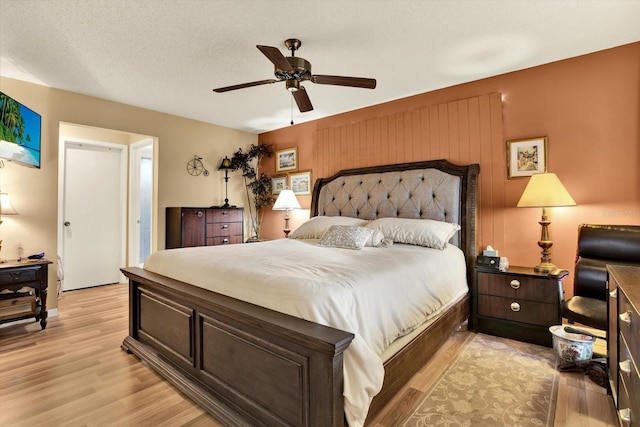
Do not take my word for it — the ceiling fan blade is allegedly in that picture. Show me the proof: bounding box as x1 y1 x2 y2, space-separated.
213 79 279 93
311 75 376 89
257 45 294 72
292 87 313 112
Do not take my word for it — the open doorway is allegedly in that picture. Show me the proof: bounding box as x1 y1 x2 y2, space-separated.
129 139 154 266
57 123 157 291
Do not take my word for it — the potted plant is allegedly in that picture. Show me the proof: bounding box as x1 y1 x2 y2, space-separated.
230 143 274 241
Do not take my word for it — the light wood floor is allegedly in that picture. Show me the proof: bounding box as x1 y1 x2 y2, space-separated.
0 283 617 426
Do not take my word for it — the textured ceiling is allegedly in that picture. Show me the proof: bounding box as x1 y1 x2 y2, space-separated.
1 0 639 134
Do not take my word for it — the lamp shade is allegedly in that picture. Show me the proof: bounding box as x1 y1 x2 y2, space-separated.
218 156 233 170
0 193 18 215
273 189 301 210
516 173 576 208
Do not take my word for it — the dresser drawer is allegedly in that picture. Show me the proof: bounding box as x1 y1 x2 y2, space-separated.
478 294 558 326
206 222 243 237
619 288 640 362
207 209 242 223
477 272 558 304
617 354 639 427
0 266 42 286
206 235 243 246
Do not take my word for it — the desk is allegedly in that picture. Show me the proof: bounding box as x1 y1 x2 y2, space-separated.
0 259 51 329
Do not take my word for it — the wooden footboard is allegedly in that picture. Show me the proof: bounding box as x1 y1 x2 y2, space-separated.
121 266 354 427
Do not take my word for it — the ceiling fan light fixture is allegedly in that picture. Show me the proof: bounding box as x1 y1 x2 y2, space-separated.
286 80 299 92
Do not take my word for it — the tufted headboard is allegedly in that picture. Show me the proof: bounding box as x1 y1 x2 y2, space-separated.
311 159 478 249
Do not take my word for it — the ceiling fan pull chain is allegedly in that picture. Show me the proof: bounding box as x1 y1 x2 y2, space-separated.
290 95 294 125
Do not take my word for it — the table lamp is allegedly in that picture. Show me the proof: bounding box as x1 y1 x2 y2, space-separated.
0 192 18 262
273 189 301 238
517 172 576 273
218 156 234 208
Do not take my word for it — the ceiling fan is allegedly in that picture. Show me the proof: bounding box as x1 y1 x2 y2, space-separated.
212 38 376 113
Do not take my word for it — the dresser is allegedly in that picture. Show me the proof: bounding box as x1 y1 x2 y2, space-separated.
0 259 51 330
608 264 640 426
166 207 244 248
475 266 568 347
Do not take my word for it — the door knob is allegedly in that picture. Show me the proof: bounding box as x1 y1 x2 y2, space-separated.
64 221 71 226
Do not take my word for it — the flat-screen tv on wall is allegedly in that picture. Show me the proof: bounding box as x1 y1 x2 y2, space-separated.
0 91 41 168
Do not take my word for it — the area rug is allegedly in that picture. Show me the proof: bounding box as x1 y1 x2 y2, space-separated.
401 333 559 427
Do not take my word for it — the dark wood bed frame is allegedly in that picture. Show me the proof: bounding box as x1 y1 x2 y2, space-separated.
121 159 479 426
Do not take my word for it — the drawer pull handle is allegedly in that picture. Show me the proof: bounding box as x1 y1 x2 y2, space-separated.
222 238 229 243
609 288 617 298
221 224 228 229
619 311 632 325
10 272 23 281
619 359 632 375
619 408 631 424
222 211 229 216
510 302 521 312
510 280 520 289
197 211 204 218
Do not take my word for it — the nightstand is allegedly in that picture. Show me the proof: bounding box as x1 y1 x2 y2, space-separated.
474 265 568 347
0 259 52 330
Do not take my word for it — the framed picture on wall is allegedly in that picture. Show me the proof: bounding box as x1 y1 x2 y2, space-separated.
290 170 312 195
507 137 547 179
271 175 287 195
275 147 298 173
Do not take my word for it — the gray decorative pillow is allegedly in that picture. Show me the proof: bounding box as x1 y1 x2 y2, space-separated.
317 225 374 250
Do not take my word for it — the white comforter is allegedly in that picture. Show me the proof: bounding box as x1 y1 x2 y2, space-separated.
143 238 468 427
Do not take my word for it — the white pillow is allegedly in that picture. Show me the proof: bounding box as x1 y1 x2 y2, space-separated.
365 218 460 250
317 225 374 250
365 229 386 247
289 216 369 239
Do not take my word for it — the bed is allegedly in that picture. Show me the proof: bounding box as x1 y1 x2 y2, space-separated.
121 159 479 427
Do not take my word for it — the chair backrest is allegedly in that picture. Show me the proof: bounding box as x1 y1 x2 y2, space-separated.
574 224 640 301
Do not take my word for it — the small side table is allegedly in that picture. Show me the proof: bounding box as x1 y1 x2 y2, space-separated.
474 265 568 347
0 259 52 330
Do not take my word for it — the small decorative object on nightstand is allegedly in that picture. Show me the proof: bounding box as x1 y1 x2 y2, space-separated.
474 264 568 347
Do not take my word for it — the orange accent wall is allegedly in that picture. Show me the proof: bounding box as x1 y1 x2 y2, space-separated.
259 42 640 296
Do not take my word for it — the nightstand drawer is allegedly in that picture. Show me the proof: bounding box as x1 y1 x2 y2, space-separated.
0 266 42 286
478 294 558 326
477 272 557 304
0 294 37 321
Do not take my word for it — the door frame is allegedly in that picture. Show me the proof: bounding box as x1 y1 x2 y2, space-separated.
57 136 128 286
128 138 154 267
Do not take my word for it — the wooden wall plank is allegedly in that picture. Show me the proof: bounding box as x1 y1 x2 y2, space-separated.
448 101 460 162
312 93 503 249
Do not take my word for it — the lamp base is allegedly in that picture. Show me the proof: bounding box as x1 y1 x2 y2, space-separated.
534 261 558 274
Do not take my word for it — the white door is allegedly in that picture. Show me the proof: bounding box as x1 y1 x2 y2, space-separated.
63 142 125 291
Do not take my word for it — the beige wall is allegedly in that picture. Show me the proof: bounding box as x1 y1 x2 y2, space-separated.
0 77 258 309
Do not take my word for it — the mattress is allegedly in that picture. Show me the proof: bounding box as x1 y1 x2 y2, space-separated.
143 238 468 427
